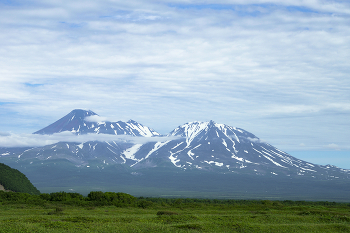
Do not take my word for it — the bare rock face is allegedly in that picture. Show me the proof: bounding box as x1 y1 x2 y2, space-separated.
0 184 9 192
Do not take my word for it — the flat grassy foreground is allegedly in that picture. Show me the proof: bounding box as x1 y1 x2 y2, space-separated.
0 192 350 232
1 204 350 232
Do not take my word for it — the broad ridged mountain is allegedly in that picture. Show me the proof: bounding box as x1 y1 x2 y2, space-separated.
1 109 349 179
1 109 349 200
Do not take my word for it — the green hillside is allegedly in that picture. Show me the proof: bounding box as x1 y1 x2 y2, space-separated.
0 163 40 195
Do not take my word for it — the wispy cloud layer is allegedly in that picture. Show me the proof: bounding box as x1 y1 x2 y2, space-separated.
0 132 180 148
0 0 349 154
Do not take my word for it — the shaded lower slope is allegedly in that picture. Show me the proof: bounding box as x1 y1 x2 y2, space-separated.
0 163 40 195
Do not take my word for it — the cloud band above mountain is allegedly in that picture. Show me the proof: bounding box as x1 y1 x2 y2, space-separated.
0 132 181 148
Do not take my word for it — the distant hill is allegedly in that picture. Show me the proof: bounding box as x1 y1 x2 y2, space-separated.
0 163 40 195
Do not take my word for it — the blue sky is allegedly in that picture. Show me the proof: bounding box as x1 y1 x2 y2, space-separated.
0 0 349 168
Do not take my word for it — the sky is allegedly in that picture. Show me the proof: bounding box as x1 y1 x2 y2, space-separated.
0 0 349 168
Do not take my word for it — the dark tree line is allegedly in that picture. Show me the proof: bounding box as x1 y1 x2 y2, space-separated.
1 190 349 209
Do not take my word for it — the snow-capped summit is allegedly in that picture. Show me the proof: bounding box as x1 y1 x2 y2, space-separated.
168 120 258 146
33 109 160 137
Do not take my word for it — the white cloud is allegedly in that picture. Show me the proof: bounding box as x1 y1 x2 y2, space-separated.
324 143 341 150
84 115 109 123
246 137 265 143
0 132 182 148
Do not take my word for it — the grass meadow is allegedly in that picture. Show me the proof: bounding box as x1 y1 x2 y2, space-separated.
0 194 350 232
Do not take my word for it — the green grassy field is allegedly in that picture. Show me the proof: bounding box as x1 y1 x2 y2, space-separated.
0 197 350 232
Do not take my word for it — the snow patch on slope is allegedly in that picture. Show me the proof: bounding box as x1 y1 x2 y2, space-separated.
123 144 143 161
145 141 170 159
169 154 181 167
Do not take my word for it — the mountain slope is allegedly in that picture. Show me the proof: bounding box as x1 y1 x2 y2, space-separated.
12 141 138 167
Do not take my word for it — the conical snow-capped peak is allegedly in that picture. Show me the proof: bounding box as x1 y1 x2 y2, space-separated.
34 109 97 135
33 110 160 137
